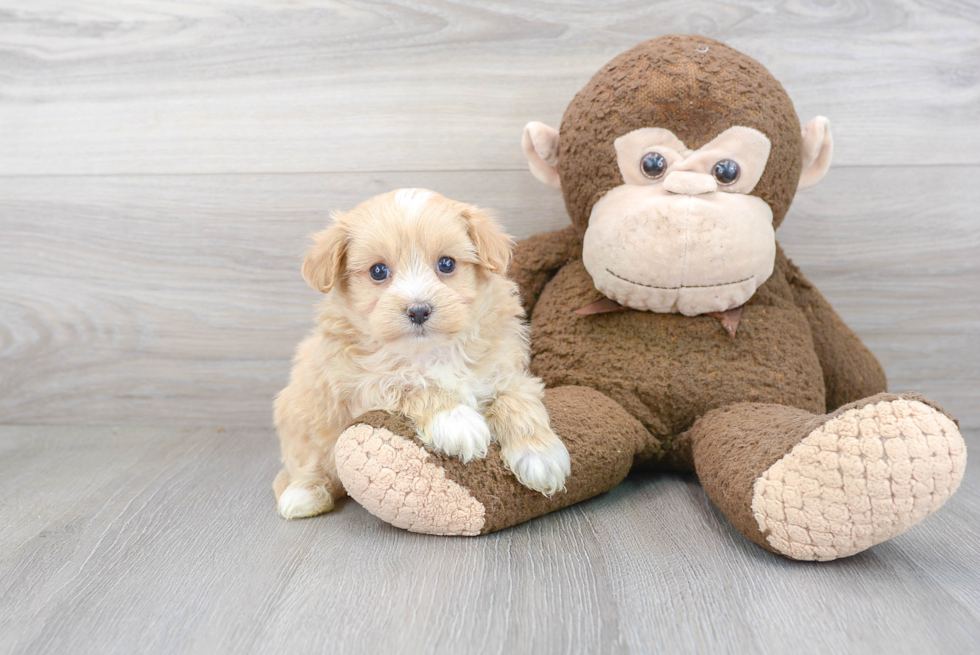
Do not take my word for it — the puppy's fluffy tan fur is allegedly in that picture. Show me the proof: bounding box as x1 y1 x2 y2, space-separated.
273 189 570 519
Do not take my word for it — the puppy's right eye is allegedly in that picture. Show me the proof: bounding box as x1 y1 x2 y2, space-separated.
369 263 389 281
437 257 456 275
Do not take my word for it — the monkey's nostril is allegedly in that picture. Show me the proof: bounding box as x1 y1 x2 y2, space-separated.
663 171 718 195
406 303 433 325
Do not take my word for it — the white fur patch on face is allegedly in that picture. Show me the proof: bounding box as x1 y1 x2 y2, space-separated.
428 405 491 463
394 188 435 220
388 261 439 302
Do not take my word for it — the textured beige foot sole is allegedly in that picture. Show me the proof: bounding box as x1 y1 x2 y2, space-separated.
752 399 966 561
335 424 486 535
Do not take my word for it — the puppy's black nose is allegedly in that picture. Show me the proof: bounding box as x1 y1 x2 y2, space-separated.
406 303 432 325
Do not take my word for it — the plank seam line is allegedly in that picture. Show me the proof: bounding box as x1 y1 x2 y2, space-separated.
0 163 977 179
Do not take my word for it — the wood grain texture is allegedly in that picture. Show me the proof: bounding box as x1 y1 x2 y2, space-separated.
1 0 977 428
2 3 977 653
1 167 976 428
1 424 978 654
0 171 564 425
1 0 979 175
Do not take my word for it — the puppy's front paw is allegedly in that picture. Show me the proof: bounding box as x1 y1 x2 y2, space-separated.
277 483 335 520
503 435 571 496
428 406 492 463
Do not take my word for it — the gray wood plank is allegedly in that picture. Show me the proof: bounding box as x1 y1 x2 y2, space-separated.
1 1 978 175
778 166 980 429
0 170 563 426
594 466 980 653
1 3 976 654
0 424 977 654
1 167 976 428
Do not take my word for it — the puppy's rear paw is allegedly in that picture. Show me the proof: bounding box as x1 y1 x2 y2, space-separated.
278 483 335 519
503 438 571 496
428 406 491 463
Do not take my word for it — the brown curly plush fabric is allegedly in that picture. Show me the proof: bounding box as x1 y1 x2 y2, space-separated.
347 386 650 534
527 245 836 457
783 258 893 410
333 35 966 561
691 393 964 559
507 225 583 317
559 34 802 230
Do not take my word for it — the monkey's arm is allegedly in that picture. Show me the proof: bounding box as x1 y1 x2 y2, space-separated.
781 250 888 411
510 225 583 317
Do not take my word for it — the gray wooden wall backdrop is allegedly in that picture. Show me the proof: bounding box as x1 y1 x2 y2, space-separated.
1 0 978 430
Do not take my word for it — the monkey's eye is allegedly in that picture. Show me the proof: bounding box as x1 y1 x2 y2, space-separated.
369 263 389 281
640 152 668 179
713 159 740 185
437 256 456 275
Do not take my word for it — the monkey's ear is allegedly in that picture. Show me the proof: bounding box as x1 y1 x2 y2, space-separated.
461 205 513 275
301 220 348 293
521 122 562 189
798 116 834 189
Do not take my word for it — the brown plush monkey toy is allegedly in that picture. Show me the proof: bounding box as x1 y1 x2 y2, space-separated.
333 35 966 561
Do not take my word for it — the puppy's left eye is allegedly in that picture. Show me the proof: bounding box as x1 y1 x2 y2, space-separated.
369 263 389 281
437 257 456 275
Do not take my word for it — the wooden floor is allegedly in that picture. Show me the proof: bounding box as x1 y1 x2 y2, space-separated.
1 424 978 654
1 1 979 653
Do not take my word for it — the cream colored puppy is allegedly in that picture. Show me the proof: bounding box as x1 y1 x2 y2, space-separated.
273 189 571 519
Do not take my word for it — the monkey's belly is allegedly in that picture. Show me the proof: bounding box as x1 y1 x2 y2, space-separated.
529 261 826 442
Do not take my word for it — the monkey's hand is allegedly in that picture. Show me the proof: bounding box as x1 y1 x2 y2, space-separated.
781 247 888 411
511 224 583 318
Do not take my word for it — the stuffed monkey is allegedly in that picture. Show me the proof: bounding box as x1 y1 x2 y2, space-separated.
332 35 965 561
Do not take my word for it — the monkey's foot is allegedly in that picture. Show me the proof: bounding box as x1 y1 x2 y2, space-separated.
335 418 486 535
335 387 649 535
751 394 966 561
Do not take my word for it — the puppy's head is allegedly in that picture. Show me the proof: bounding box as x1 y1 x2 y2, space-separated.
303 189 513 351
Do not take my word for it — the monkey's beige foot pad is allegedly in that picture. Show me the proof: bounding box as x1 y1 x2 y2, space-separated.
751 397 966 561
336 398 618 536
335 423 487 535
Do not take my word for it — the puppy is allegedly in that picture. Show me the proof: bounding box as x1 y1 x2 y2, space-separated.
272 189 571 519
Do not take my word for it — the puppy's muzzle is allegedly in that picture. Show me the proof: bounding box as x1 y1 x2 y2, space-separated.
406 303 433 325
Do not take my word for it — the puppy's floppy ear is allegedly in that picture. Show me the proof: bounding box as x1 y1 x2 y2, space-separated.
461 205 513 275
302 219 348 293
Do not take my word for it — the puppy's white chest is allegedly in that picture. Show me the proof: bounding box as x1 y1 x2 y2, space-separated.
350 345 497 416
416 358 494 409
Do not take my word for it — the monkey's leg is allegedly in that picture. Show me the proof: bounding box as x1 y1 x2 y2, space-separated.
690 393 966 561
334 386 652 535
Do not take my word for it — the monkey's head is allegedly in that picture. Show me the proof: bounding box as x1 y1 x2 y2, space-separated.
522 35 833 316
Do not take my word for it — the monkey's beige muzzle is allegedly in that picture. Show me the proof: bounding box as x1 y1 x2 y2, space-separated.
582 185 776 316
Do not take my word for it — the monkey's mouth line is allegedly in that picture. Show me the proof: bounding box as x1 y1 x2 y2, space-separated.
606 269 753 290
